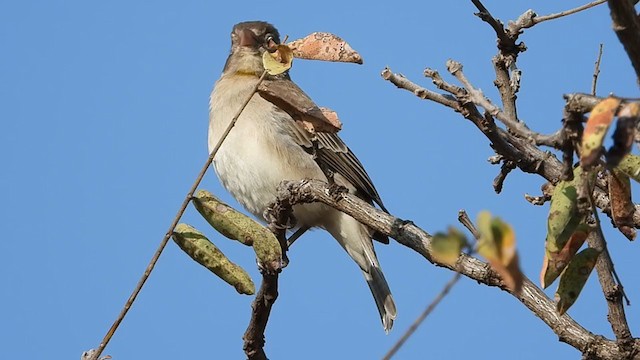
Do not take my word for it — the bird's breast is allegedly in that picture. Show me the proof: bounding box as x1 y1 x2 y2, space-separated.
208 75 325 219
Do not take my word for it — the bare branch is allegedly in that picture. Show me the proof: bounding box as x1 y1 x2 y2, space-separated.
607 0 640 82
381 68 460 110
274 179 640 360
587 196 633 343
382 70 640 227
458 210 481 240
510 0 607 32
593 44 604 95
493 160 516 194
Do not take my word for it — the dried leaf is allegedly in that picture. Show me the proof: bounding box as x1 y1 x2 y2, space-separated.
617 154 640 183
477 211 523 293
172 223 255 295
555 248 600 314
540 227 588 288
580 97 621 168
193 190 282 271
287 32 363 64
608 169 636 240
262 44 293 75
606 102 640 167
431 227 468 266
258 79 341 133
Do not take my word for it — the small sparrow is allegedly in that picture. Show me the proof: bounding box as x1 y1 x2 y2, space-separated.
209 21 396 332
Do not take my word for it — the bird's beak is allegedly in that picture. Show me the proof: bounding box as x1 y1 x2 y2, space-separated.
236 28 258 47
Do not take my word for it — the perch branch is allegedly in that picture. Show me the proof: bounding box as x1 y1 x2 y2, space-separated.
274 179 640 360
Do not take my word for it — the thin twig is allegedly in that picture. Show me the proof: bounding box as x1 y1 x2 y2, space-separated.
529 0 606 26
86 70 269 360
381 210 480 359
592 44 604 96
458 210 481 240
381 273 462 360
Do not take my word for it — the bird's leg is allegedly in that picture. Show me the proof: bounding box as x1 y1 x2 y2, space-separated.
264 199 298 267
287 226 309 248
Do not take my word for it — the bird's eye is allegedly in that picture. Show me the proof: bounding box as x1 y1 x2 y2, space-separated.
264 33 277 52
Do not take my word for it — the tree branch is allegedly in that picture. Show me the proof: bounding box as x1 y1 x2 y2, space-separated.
382 69 640 227
273 179 640 360
243 273 279 360
607 0 640 82
509 0 607 32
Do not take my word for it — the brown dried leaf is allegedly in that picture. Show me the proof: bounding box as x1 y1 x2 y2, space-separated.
608 169 636 240
607 102 640 167
258 79 341 133
580 97 621 168
287 32 363 64
540 227 588 288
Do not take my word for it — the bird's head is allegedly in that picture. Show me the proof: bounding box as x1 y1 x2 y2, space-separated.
223 21 282 76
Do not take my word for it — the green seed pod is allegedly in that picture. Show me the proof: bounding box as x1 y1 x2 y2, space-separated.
172 223 255 295
192 190 282 271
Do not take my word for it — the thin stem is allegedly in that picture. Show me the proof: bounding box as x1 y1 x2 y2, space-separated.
531 0 606 26
86 70 269 360
592 44 604 96
381 273 462 360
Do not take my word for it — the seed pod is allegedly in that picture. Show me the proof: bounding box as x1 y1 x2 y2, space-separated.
172 223 255 295
193 190 282 271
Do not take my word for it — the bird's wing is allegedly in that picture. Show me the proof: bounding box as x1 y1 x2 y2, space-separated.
258 77 388 214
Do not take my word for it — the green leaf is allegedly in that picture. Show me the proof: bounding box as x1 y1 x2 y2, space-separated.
555 248 600 314
477 211 523 293
431 227 467 266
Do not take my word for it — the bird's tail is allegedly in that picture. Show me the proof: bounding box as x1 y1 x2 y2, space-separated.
363 262 397 333
325 211 397 332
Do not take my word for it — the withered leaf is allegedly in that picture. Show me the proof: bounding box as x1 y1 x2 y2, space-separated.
606 102 640 167
258 79 342 133
608 169 636 240
540 227 588 289
287 32 363 64
580 97 621 168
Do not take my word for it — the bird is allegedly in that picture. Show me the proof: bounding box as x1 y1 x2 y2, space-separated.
208 21 396 332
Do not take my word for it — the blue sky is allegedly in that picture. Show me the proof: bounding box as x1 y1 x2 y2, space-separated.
1 1 638 359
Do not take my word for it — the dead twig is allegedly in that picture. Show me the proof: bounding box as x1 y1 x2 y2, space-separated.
592 44 604 95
